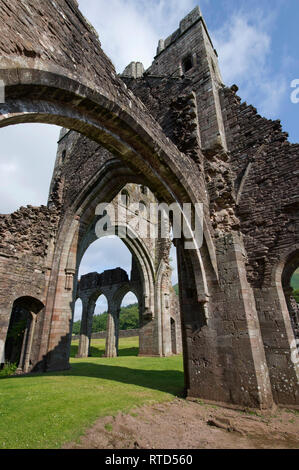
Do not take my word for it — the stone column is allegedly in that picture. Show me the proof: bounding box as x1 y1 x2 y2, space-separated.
16 316 31 373
170 318 177 354
104 308 119 358
77 298 95 358
138 299 158 357
162 292 172 357
254 285 299 406
177 233 274 409
24 312 37 373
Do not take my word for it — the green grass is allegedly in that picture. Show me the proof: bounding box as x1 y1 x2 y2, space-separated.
70 336 139 358
0 337 184 449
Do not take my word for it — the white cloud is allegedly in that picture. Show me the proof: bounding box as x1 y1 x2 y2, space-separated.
121 291 138 306
214 15 271 84
212 10 287 118
78 0 196 72
79 236 132 278
0 124 60 213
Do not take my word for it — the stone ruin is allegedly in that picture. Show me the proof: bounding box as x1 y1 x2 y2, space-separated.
76 266 181 358
0 2 298 409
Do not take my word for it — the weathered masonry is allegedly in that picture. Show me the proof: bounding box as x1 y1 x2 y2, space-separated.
0 2 298 409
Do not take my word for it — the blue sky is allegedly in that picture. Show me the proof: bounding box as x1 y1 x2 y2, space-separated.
0 1 298 316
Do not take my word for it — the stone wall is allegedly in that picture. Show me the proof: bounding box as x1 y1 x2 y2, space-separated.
221 85 299 287
72 329 139 341
0 205 59 258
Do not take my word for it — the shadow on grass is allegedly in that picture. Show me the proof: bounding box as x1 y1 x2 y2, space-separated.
3 361 185 397
70 345 139 358
58 362 185 397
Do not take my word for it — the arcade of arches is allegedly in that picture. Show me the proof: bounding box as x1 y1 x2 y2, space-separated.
0 2 298 410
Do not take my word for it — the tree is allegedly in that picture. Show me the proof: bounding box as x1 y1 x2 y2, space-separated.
72 304 140 334
119 304 139 330
293 289 299 303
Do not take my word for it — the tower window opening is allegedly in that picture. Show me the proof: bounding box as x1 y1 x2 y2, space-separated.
182 54 193 73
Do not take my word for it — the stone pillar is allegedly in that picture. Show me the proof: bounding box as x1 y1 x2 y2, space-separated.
16 316 31 373
161 292 172 357
104 308 119 358
24 312 37 373
254 285 299 406
138 292 160 357
170 318 177 354
178 233 274 409
77 298 95 358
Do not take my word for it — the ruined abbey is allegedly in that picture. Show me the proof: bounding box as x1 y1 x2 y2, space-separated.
0 1 298 410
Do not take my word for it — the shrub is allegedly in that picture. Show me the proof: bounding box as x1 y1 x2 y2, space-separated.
0 362 18 378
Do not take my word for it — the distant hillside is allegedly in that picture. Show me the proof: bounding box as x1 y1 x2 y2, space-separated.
173 284 179 296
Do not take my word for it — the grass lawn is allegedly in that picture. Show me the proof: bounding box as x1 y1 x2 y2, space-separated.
0 337 184 449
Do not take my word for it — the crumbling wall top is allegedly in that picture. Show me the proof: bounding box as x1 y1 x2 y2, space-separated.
156 6 202 55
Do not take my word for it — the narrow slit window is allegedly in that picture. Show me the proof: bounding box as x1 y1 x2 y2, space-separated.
182 54 193 73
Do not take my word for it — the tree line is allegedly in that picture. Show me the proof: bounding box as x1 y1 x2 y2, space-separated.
72 303 139 334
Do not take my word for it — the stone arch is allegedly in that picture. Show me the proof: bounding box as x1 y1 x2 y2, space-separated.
4 296 44 373
0 66 200 207
111 287 141 356
252 245 299 405
113 285 142 312
75 226 153 358
275 247 299 346
76 288 109 359
76 224 154 316
0 78 275 407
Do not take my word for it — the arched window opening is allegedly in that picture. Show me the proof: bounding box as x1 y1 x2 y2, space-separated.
119 291 139 356
93 294 109 334
4 297 44 373
71 298 83 357
289 268 299 343
170 241 179 291
76 235 133 359
90 294 109 357
78 236 132 279
282 251 299 347
73 298 83 325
